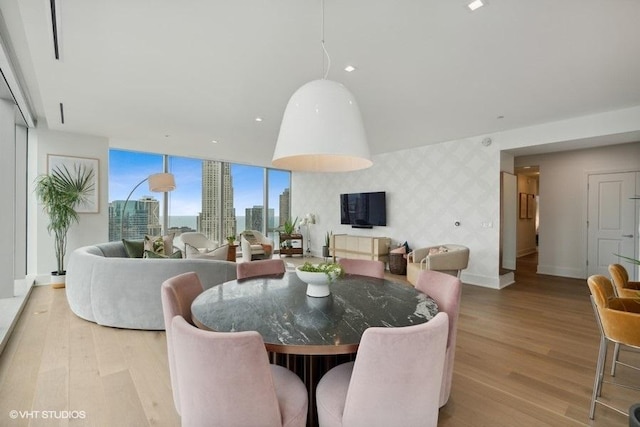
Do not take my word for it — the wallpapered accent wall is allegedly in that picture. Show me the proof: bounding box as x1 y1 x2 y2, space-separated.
292 137 502 288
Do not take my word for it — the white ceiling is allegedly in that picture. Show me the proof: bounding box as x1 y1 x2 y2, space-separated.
1 0 640 167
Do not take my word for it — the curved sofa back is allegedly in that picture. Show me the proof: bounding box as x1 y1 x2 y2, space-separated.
66 242 237 330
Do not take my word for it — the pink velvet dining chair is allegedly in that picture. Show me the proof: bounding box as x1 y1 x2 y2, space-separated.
337 258 385 279
171 315 308 427
415 269 462 407
161 272 205 415
236 258 286 280
316 312 449 427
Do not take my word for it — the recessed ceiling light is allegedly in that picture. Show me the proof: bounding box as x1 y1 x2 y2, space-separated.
468 0 484 11
344 65 356 73
255 117 263 122
211 139 218 144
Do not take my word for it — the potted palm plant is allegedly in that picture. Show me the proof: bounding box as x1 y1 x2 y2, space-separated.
35 163 95 288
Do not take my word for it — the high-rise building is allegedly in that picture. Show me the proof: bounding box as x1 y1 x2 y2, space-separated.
109 197 161 240
245 205 274 233
199 161 236 242
279 188 290 227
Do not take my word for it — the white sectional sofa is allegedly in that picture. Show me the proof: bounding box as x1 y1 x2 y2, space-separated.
66 241 237 330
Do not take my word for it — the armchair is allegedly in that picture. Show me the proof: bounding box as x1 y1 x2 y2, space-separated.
174 232 228 260
406 244 469 286
240 230 274 262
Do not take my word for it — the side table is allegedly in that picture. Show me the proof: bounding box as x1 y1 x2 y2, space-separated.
227 244 238 262
279 233 304 257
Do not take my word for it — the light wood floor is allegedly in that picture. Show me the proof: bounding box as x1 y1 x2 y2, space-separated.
1 255 639 426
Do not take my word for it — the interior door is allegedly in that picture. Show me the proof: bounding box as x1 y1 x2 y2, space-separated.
587 172 637 279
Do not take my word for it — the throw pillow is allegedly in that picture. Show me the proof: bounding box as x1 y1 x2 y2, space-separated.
122 239 145 258
429 246 449 256
144 249 183 259
391 246 406 254
144 233 175 256
184 242 202 258
261 243 273 257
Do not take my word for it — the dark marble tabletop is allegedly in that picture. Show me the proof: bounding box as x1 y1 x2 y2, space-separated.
191 272 439 355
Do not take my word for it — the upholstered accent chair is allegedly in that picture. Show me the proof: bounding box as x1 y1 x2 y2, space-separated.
240 230 275 262
316 312 449 427
608 263 640 298
171 315 308 426
586 274 640 419
237 258 286 280
337 258 385 279
415 270 462 407
160 272 205 415
406 244 469 286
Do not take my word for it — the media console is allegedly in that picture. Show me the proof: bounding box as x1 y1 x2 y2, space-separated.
330 234 391 264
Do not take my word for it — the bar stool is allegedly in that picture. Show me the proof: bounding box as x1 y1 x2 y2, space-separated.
587 275 640 419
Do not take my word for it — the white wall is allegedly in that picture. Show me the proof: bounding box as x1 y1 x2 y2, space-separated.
29 127 109 279
292 136 502 287
516 142 640 279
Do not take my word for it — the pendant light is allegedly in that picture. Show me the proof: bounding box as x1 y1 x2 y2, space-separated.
272 0 372 172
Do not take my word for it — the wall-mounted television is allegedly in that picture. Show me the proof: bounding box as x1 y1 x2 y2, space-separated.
340 191 387 228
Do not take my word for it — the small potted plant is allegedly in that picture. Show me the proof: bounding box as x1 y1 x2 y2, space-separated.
226 235 236 245
35 163 95 288
282 216 298 236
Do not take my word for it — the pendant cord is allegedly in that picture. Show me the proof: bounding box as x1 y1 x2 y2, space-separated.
321 0 330 79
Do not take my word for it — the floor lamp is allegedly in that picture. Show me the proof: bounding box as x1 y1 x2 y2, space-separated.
120 172 176 239
302 213 316 256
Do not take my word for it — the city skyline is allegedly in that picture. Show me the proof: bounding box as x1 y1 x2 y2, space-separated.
108 149 291 241
109 149 290 216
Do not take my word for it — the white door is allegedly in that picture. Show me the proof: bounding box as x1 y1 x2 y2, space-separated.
587 172 637 279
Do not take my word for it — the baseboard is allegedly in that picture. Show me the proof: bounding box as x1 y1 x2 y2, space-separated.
460 272 508 289
517 248 537 257
536 264 585 279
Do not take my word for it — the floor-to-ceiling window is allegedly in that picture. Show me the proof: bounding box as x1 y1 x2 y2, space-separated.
167 156 202 236
268 169 292 250
109 149 291 250
108 150 164 240
229 164 266 237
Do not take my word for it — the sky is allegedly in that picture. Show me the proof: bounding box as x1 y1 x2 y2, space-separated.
109 149 290 216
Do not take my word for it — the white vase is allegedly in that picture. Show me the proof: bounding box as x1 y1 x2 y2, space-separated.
295 267 336 298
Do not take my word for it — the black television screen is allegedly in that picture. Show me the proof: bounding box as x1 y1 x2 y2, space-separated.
340 191 386 228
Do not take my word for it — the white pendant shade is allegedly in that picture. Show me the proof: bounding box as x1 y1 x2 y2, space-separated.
272 79 372 172
148 173 176 192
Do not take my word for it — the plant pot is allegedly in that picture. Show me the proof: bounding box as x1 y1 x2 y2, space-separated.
51 271 66 289
322 246 330 258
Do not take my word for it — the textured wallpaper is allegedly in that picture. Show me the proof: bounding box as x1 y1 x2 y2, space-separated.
292 137 502 288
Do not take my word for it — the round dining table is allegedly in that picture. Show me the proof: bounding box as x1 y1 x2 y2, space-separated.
191 271 439 354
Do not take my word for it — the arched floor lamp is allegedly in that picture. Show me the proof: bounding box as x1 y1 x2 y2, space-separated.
120 172 176 239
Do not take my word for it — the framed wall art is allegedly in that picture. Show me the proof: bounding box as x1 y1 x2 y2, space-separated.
47 154 99 213
519 193 527 219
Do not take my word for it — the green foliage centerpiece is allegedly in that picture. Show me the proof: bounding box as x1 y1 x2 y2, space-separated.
296 261 344 297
